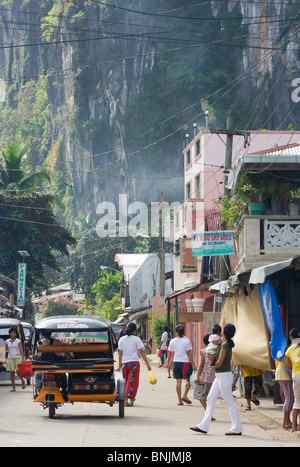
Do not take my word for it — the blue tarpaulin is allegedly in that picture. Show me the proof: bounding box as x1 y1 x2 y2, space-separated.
258 278 286 361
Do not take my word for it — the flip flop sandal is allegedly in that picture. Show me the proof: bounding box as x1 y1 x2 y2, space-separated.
189 427 207 434
182 397 192 404
251 398 260 406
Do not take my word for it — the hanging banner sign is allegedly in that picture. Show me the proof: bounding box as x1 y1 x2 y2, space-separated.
180 238 198 273
17 263 27 307
192 231 235 257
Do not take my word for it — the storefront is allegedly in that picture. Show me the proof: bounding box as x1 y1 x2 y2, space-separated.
211 256 300 370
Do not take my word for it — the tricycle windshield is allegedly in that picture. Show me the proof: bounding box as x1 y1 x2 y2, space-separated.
73 331 109 343
50 330 109 344
23 328 32 340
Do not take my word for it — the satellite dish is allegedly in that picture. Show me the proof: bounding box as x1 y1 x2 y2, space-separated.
138 292 148 304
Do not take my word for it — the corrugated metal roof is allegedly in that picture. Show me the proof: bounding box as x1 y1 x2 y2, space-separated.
234 142 300 182
249 142 300 157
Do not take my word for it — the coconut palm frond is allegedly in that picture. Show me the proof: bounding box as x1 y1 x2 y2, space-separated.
0 144 50 194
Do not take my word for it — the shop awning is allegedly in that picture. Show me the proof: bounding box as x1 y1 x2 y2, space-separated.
166 281 216 301
209 276 240 294
209 257 300 294
249 256 300 284
115 312 129 323
209 270 251 294
0 294 9 302
129 309 149 323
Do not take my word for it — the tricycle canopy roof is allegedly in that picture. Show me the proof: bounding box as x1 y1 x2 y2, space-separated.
0 318 22 328
21 321 34 330
34 315 112 333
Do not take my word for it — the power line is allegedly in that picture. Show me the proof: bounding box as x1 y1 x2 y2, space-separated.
1 2 300 52
0 4 299 191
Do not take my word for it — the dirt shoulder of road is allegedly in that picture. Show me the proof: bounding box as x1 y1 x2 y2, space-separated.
235 398 300 443
149 354 300 443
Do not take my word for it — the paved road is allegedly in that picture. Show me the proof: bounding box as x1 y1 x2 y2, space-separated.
0 358 299 449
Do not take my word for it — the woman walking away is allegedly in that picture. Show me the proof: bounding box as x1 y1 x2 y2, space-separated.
5 327 26 392
286 328 300 432
117 322 151 407
158 326 171 367
166 325 197 406
190 324 243 435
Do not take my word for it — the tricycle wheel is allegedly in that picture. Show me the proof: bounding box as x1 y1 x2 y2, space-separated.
49 403 55 419
119 399 124 418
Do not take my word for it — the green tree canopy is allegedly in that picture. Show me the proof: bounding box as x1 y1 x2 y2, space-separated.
91 270 122 305
93 293 122 322
0 192 77 293
42 296 81 318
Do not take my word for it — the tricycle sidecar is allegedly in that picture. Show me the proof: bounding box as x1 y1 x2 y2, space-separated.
32 315 126 419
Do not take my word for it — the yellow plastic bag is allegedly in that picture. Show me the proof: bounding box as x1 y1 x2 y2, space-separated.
148 370 157 385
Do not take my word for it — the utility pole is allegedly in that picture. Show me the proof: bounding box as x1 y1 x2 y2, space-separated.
210 110 250 197
210 108 250 281
159 192 165 297
224 109 233 197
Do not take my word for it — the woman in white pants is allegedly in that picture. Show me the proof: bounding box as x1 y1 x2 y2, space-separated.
190 324 242 436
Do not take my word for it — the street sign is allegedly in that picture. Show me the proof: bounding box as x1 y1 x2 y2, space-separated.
17 262 27 307
192 231 235 256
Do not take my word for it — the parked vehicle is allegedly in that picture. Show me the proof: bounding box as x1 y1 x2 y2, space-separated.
143 337 153 355
21 321 34 359
111 322 122 335
32 315 126 419
0 318 26 373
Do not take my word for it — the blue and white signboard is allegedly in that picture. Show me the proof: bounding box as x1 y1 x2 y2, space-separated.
192 231 235 257
17 263 27 307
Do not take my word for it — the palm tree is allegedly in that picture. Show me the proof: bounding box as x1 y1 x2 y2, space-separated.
0 143 50 194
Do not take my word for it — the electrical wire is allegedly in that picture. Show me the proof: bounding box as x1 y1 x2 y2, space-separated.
1 5 299 213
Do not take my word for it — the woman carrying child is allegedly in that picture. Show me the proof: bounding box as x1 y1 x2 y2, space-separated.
190 324 243 436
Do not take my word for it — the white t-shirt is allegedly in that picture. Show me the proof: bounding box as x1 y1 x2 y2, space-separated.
160 331 169 351
5 338 21 359
118 335 144 364
168 336 192 363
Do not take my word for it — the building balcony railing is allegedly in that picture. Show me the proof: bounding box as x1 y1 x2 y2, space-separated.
264 219 300 249
235 215 300 272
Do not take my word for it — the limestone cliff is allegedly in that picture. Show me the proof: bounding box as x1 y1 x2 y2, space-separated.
0 0 299 217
